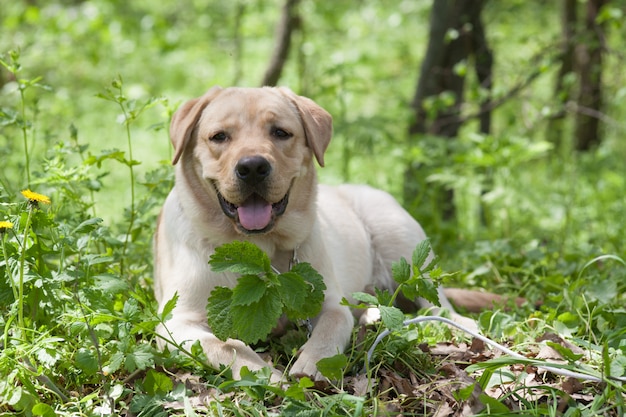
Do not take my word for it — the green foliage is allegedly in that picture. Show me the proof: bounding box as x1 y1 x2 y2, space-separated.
207 241 326 344
348 239 442 334
1 0 625 415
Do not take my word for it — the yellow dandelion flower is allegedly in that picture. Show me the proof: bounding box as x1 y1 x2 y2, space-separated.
0 221 13 232
20 189 51 205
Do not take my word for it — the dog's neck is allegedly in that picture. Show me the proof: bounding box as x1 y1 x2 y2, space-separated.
270 246 299 274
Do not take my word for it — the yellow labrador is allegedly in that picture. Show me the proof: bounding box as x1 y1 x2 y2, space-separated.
154 86 476 381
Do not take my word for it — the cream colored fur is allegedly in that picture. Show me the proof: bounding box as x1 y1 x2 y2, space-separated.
154 86 475 381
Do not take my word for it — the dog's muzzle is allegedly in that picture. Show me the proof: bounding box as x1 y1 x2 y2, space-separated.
215 156 290 233
216 190 288 233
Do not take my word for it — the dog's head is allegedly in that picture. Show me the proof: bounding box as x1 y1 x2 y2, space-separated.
169 86 332 235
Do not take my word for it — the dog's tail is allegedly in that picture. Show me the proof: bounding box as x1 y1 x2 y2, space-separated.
443 288 527 313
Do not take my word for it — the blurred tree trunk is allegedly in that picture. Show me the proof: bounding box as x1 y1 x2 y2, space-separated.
261 0 301 86
405 0 492 218
232 2 247 85
547 0 577 150
574 0 606 151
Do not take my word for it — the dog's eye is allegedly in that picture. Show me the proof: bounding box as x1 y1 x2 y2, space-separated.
210 131 229 142
271 128 292 139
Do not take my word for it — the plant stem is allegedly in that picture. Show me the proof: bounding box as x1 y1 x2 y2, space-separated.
1 234 18 348
19 85 31 188
120 116 136 278
1 235 18 302
18 206 34 338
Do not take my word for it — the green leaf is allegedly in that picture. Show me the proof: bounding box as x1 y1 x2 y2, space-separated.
402 275 441 307
277 272 308 318
454 383 476 401
392 257 411 284
351 292 379 305
478 393 511 413
545 341 584 362
206 247 326 344
70 217 103 235
123 298 141 320
586 279 618 303
75 348 99 376
379 305 405 331
209 241 271 275
103 351 124 375
316 354 348 380
284 377 314 401
207 287 234 341
159 292 178 322
231 287 282 344
125 344 155 372
290 262 326 318
232 274 268 306
35 347 58 368
32 403 56 417
374 288 394 306
94 274 129 294
411 239 432 272
144 369 174 396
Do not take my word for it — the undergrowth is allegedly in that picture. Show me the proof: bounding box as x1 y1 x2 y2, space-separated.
0 52 625 416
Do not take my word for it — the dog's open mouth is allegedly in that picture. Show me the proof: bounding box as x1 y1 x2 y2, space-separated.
216 187 289 233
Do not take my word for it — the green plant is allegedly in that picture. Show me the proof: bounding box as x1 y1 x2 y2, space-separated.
350 239 443 331
96 76 164 277
206 241 326 344
0 50 51 189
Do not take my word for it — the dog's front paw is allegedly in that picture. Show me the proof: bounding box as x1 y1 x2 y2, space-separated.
288 350 326 381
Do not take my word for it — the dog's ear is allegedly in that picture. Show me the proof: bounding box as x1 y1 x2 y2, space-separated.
277 87 332 167
170 86 223 165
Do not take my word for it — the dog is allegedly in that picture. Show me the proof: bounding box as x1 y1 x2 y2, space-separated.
154 86 479 381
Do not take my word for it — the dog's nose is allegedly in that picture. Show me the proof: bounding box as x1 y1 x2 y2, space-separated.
235 156 272 185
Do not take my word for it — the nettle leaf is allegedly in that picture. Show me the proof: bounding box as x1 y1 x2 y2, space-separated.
75 348 99 375
143 369 174 396
379 305 405 331
206 243 327 344
209 241 271 275
94 274 129 294
290 262 326 318
232 274 268 306
278 272 308 318
231 287 282 344
392 257 411 284
103 351 124 375
125 343 155 372
352 292 379 306
35 347 58 367
316 354 348 380
412 239 432 273
374 288 394 306
207 286 234 341
403 274 441 307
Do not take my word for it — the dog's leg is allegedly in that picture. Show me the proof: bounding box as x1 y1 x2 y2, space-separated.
288 303 354 380
286 227 359 380
156 313 282 382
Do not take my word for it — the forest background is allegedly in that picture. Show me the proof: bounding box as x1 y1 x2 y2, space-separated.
0 0 625 415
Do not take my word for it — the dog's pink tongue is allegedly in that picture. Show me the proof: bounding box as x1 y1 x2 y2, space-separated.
237 195 272 231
